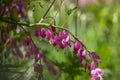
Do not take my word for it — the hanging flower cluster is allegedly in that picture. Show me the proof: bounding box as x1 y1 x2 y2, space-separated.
34 27 104 80
35 27 71 49
0 0 27 19
26 36 58 76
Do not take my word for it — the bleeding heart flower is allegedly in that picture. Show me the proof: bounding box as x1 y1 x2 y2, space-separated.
35 28 46 38
46 30 55 41
89 52 100 71
91 68 104 80
78 50 87 68
73 41 83 54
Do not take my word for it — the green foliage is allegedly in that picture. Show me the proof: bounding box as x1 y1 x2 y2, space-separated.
0 0 120 80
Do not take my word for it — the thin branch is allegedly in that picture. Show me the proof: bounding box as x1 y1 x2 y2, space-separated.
75 0 78 36
0 17 29 26
39 0 56 23
19 25 30 35
50 0 64 24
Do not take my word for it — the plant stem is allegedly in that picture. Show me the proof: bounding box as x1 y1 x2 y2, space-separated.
50 0 64 24
0 17 29 26
75 0 78 36
39 0 56 23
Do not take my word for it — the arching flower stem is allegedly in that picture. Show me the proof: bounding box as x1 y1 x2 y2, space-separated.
0 17 90 53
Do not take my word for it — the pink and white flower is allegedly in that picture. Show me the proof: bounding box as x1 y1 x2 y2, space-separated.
91 68 104 80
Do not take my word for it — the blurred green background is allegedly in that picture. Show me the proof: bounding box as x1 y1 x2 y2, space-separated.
1 0 120 80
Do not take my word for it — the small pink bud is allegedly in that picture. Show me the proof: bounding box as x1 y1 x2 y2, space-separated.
51 26 56 33
35 53 41 62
